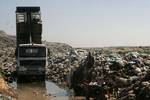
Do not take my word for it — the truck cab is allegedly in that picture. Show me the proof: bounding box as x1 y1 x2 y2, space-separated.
17 44 47 76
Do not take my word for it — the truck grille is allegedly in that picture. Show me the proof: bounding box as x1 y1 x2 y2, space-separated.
20 60 46 66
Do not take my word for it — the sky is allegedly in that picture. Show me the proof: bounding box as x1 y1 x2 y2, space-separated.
0 0 150 47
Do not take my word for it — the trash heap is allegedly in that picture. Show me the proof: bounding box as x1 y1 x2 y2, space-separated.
76 48 150 100
46 46 150 99
0 31 17 99
46 42 79 86
0 31 16 82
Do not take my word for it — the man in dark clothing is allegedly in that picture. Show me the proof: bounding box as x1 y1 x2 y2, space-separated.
70 52 106 100
70 52 94 96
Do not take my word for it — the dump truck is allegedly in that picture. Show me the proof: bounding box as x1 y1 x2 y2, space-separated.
16 7 47 81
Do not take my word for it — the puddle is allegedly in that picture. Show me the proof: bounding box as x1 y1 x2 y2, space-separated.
10 80 69 100
45 81 68 96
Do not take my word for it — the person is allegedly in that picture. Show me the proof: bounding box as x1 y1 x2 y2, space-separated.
70 52 94 96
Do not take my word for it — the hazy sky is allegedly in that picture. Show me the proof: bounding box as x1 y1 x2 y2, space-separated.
0 0 150 47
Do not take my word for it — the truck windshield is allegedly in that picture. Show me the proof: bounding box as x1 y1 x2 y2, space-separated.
19 47 46 57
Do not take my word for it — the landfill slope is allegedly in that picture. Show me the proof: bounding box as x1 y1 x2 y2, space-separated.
0 30 17 99
0 30 16 72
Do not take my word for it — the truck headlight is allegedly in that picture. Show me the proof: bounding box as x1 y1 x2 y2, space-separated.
19 66 27 71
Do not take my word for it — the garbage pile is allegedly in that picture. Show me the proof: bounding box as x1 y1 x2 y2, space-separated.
46 42 79 86
72 48 150 100
0 31 16 82
0 31 17 99
46 45 150 99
